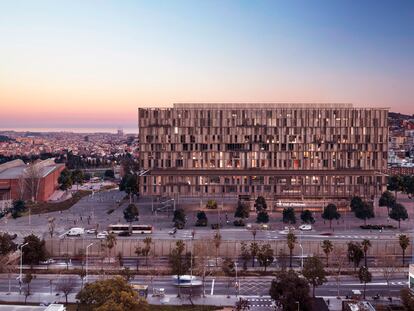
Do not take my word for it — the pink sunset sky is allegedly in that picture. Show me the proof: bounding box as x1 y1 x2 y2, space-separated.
1 1 413 132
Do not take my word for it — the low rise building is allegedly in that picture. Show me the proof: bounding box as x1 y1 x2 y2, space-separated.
0 158 65 205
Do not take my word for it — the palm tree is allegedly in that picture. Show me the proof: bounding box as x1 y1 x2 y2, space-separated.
321 240 333 267
286 232 297 268
143 237 152 266
106 233 117 259
361 239 371 268
213 231 222 266
399 234 410 265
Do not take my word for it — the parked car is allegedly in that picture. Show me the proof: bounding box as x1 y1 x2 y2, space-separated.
168 228 177 235
40 259 56 265
97 231 109 239
85 229 97 234
299 224 312 231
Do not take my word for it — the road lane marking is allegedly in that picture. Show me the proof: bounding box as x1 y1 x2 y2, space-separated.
210 278 215 296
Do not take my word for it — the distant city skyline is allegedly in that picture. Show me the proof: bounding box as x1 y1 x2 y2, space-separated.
1 0 413 130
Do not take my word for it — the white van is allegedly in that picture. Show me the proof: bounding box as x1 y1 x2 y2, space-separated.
66 228 85 237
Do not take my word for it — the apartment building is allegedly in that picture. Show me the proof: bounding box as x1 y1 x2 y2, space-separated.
138 103 388 208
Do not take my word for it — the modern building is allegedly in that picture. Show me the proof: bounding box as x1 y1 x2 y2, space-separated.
138 103 388 210
0 158 65 208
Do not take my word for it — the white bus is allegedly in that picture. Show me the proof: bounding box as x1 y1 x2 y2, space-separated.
108 224 153 234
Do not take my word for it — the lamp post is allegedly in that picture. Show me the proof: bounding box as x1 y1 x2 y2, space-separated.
296 301 300 311
299 232 304 270
19 242 28 294
235 261 239 297
85 243 94 284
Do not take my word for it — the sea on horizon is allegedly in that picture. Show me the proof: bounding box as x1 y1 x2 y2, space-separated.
0 127 137 134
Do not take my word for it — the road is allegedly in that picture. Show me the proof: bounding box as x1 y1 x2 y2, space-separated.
0 273 408 309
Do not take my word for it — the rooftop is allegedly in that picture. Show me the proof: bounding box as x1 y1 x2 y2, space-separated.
0 159 64 180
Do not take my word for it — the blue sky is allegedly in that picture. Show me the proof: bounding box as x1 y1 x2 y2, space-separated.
0 0 413 131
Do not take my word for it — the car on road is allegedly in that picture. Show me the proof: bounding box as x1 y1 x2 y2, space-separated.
168 228 177 235
66 228 85 237
284 226 295 231
85 229 97 234
299 224 312 231
40 259 56 265
97 231 109 239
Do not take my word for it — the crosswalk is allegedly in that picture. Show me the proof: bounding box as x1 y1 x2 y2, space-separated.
245 297 274 309
335 235 379 239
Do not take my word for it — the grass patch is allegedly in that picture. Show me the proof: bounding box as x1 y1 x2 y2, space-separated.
25 190 92 215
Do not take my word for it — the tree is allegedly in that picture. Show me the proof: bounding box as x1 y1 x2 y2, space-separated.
76 277 148 311
378 255 399 298
398 234 410 265
269 270 311 311
213 231 222 266
168 240 191 297
347 242 364 271
379 191 396 215
106 233 117 258
222 257 235 298
361 239 371 268
120 267 135 282
78 269 86 290
388 175 403 199
240 242 251 271
119 173 139 203
48 217 56 238
400 288 414 311
358 266 372 299
286 232 297 268
234 200 250 219
56 277 76 305
354 201 375 225
300 210 315 224
22 272 34 304
302 255 327 297
142 237 152 266
22 234 47 267
173 208 186 229
250 242 259 268
389 203 408 228
282 207 296 224
254 196 267 211
0 233 17 256
402 175 414 198
24 163 42 202
234 297 250 311
193 239 213 297
58 168 73 191
206 199 218 209
257 243 274 272
195 211 208 226
350 196 363 212
332 246 347 297
104 169 115 179
123 203 139 223
256 210 269 223
321 240 333 267
71 169 84 190
11 200 26 218
321 203 340 229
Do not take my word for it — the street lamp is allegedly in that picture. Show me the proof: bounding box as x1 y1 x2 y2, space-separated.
85 243 94 284
299 232 304 270
235 261 239 297
295 301 300 311
18 242 28 293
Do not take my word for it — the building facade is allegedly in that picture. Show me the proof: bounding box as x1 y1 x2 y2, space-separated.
0 158 65 207
138 103 388 208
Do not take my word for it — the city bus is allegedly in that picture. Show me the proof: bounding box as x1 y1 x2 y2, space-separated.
108 224 153 234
